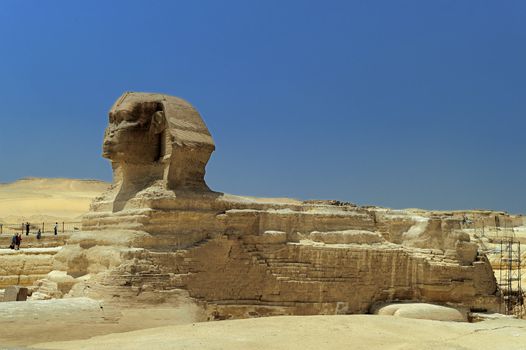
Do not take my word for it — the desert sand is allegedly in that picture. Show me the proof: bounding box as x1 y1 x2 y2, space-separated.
0 296 523 349
0 297 203 348
0 177 109 223
31 314 526 350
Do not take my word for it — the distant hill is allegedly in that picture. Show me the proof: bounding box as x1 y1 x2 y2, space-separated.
0 178 110 223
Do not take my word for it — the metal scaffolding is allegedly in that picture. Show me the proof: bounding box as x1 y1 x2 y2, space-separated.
498 232 524 318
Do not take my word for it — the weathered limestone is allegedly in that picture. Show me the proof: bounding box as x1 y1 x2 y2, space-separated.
3 285 28 301
50 92 520 318
101 92 215 212
374 303 465 321
0 247 61 288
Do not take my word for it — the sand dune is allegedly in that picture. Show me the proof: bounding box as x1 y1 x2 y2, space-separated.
33 315 526 350
0 177 109 223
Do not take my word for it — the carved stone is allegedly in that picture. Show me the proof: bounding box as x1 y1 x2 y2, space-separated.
3 286 28 302
102 92 215 212
52 92 510 318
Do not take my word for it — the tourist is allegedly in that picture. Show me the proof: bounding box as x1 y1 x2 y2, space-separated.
54 222 58 235
25 222 30 236
10 234 16 249
15 233 22 250
37 228 41 240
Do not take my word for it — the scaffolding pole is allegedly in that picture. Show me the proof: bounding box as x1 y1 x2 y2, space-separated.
498 233 524 318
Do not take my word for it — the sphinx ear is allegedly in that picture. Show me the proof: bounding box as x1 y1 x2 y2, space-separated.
150 111 166 135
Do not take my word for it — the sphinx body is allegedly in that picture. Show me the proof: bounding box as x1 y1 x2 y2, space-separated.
54 92 504 319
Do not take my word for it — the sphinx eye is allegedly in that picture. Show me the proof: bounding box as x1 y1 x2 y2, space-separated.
111 111 133 125
124 114 136 122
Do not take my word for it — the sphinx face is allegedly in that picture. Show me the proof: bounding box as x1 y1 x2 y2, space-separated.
103 109 160 164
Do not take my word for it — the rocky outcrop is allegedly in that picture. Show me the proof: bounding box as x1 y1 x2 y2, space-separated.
374 303 466 321
0 234 67 289
3 286 28 301
0 248 61 288
71 190 503 318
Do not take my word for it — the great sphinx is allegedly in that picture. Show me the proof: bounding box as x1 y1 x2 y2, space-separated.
65 92 501 319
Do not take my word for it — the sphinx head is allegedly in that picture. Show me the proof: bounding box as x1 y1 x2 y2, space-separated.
102 92 215 204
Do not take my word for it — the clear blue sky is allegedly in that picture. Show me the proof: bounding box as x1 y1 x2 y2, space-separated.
0 1 525 213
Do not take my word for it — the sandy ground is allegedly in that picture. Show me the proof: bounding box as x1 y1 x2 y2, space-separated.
0 299 203 348
0 177 109 223
4 298 524 350
28 314 526 350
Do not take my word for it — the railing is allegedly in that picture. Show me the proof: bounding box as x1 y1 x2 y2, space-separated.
0 222 82 235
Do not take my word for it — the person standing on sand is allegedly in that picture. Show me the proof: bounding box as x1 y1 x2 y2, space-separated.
37 228 41 240
10 234 16 249
25 222 30 236
54 222 58 235
15 233 22 250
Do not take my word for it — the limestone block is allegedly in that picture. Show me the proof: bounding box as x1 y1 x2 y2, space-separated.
46 271 77 294
375 303 465 321
3 286 28 302
243 231 287 244
0 249 58 288
445 230 470 250
29 279 62 300
54 244 125 277
456 241 478 266
304 230 384 244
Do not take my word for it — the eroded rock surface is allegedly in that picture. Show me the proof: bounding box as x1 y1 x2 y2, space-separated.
101 92 215 212
0 247 61 288
374 302 465 321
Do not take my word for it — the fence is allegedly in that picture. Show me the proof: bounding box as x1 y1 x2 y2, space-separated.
0 222 82 235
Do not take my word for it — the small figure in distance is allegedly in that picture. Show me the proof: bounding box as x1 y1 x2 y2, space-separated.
25 222 30 236
10 233 16 249
54 222 58 236
36 228 41 240
15 233 22 250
